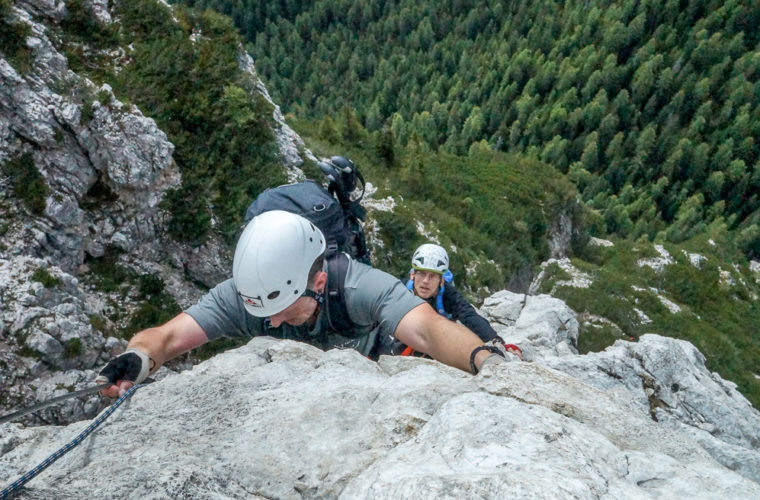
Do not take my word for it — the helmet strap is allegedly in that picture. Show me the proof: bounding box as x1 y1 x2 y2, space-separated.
301 288 325 306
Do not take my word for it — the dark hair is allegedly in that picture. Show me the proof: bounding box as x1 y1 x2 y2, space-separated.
307 253 325 287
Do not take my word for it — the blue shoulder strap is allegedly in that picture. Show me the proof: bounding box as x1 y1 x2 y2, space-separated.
436 286 448 317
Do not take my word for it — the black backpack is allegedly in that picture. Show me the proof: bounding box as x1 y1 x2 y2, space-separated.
243 156 370 332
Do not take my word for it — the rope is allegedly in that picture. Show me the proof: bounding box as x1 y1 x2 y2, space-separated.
0 384 111 425
1 384 144 499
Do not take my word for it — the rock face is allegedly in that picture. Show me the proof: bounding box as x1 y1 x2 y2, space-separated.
1 334 759 499
479 290 580 358
0 0 308 426
544 335 760 483
1 8 178 270
0 255 122 424
1 0 182 425
478 290 760 484
238 50 316 178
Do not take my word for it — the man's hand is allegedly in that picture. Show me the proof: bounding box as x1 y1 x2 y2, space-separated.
95 313 210 397
97 348 153 397
478 352 508 372
490 337 524 361
471 339 529 374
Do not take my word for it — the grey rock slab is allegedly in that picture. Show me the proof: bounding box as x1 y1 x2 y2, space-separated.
1 338 757 499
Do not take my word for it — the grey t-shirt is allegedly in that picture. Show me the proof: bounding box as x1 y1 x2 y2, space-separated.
185 258 424 356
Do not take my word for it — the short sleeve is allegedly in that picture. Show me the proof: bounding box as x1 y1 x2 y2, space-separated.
343 262 424 339
185 278 266 340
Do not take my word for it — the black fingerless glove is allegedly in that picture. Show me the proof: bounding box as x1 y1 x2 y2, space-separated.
96 348 153 385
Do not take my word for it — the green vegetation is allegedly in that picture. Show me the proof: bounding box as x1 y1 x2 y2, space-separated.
64 338 83 358
85 246 181 338
1 153 49 215
61 0 118 45
576 321 626 355
52 0 285 245
89 314 110 335
124 272 181 335
542 234 760 408
0 0 33 73
31 268 61 288
533 261 573 296
110 2 285 243
17 346 44 360
58 0 119 81
180 0 760 258
79 88 97 124
85 246 132 293
290 115 586 295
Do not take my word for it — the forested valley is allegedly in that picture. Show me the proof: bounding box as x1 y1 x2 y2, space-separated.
169 0 760 406
179 0 760 257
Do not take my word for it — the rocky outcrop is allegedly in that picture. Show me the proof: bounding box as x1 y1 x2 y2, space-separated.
238 51 315 179
1 3 179 270
1 0 183 424
1 333 759 499
479 290 580 358
0 255 123 424
544 334 760 482
0 0 306 425
477 290 760 484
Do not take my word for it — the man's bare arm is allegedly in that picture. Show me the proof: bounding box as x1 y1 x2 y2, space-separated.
127 312 210 367
393 303 491 373
99 312 209 397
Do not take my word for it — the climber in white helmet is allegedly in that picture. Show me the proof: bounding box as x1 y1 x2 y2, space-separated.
381 243 523 359
97 211 511 397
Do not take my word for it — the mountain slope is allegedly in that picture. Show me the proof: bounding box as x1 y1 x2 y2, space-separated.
187 0 760 255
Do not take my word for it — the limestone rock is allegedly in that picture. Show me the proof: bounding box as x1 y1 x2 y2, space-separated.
479 290 579 358
543 334 760 482
1 337 758 499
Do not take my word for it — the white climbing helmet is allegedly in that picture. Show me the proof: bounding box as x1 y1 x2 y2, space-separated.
411 243 449 274
233 210 326 317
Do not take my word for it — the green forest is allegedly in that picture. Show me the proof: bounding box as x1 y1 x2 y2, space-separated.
166 0 760 406
178 0 760 258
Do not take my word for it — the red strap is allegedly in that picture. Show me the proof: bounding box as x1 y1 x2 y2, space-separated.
502 343 522 354
400 346 415 356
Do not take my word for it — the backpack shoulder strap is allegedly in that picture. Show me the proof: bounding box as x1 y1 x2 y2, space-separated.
436 285 450 318
325 253 354 332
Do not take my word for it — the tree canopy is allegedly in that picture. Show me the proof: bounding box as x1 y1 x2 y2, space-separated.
177 0 760 256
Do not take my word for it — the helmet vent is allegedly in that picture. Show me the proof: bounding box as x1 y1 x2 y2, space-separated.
267 291 280 300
